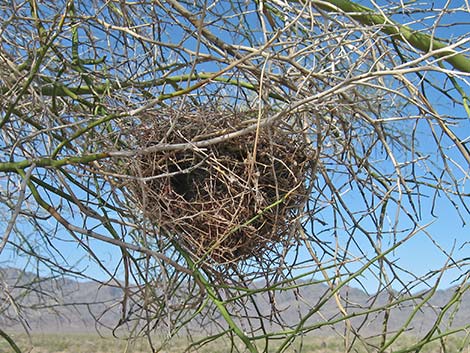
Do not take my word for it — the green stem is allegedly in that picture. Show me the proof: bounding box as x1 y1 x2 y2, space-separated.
313 0 470 73
176 245 259 353
0 153 109 173
438 62 470 117
0 73 286 102
0 329 22 353
407 283 470 353
275 224 426 353
51 114 118 158
0 0 71 129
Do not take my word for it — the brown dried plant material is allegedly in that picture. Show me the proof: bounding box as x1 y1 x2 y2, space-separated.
120 107 311 266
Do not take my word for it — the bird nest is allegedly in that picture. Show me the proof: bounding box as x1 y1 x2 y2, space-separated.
118 107 311 266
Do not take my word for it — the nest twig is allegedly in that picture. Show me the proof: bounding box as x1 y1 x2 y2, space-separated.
117 107 312 266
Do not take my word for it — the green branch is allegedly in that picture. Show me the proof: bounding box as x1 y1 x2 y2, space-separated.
0 73 286 102
175 244 259 353
0 153 109 173
314 0 470 73
0 329 22 353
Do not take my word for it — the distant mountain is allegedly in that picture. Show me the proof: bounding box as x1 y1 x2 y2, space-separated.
0 267 122 332
1 267 469 337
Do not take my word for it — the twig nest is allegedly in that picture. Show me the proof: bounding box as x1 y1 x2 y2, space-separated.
122 107 311 265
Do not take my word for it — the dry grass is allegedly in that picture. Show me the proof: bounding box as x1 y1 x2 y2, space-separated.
1 332 468 353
